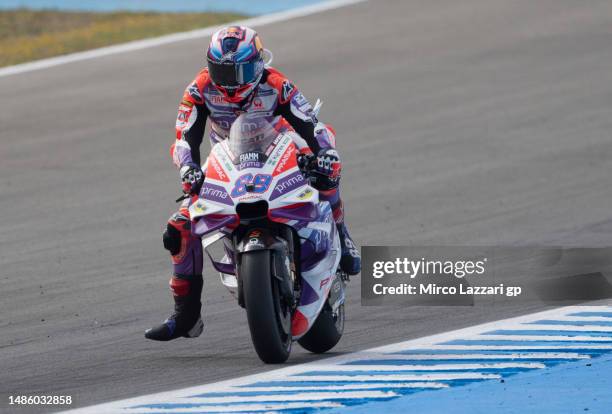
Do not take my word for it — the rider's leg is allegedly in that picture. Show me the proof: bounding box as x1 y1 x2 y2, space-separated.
315 125 361 275
319 186 361 275
145 203 204 341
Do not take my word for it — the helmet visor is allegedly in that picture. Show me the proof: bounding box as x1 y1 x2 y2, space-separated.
207 56 262 88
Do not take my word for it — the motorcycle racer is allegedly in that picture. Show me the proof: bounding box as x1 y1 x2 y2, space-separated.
146 26 360 341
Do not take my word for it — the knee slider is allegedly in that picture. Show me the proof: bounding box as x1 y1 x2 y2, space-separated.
163 223 182 256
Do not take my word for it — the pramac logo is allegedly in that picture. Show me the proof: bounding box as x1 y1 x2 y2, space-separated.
206 155 229 182
273 144 296 176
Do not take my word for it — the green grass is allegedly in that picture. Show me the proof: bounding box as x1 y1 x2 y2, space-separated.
0 9 246 67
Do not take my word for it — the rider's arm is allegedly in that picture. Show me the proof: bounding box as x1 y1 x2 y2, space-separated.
171 74 210 168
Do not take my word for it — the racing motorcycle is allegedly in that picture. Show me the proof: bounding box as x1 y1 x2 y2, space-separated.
188 113 347 363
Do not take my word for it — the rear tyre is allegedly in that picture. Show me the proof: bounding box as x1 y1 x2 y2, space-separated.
298 301 344 354
241 250 292 363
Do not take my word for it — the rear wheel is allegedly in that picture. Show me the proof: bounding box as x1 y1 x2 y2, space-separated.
241 250 292 363
298 300 344 354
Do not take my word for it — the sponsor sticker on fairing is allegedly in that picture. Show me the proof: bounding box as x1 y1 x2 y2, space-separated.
206 155 228 182
273 144 296 175
270 171 305 200
239 152 261 163
201 183 233 205
297 188 314 200
214 145 235 173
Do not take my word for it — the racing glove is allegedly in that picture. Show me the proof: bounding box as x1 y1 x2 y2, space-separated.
179 162 204 195
308 148 342 191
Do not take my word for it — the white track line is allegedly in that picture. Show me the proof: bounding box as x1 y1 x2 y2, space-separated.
418 344 612 350
488 324 612 332
286 373 501 382
160 390 396 404
532 316 612 323
351 352 589 360
221 382 449 391
124 401 342 413
0 0 367 78
299 362 545 371
467 334 612 342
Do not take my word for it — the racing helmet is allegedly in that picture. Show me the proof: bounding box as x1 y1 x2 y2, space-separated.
207 26 265 103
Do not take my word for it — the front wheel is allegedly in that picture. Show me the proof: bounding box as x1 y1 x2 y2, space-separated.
241 250 292 363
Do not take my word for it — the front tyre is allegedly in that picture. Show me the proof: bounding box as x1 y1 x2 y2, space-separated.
241 250 292 363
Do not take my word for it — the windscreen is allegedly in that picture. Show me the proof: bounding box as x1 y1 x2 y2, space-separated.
227 114 278 156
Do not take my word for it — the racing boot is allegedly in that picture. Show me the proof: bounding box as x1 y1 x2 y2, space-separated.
145 274 204 341
337 222 361 275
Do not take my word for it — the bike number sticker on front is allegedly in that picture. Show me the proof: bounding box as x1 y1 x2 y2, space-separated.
231 173 272 197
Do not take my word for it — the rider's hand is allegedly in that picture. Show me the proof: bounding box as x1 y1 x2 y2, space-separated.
297 152 315 172
311 148 342 190
179 162 204 195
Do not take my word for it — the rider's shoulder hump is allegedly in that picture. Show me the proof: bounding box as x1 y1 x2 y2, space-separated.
183 68 210 104
264 67 297 104
194 68 211 89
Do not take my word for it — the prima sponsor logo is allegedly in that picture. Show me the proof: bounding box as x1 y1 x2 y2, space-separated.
240 161 263 169
274 172 304 193
202 185 229 200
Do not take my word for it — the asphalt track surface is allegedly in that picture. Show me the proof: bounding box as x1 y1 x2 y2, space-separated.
1 0 612 412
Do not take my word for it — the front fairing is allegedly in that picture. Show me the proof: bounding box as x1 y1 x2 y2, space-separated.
190 130 320 237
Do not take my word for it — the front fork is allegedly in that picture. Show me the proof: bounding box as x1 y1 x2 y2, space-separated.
233 225 300 309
